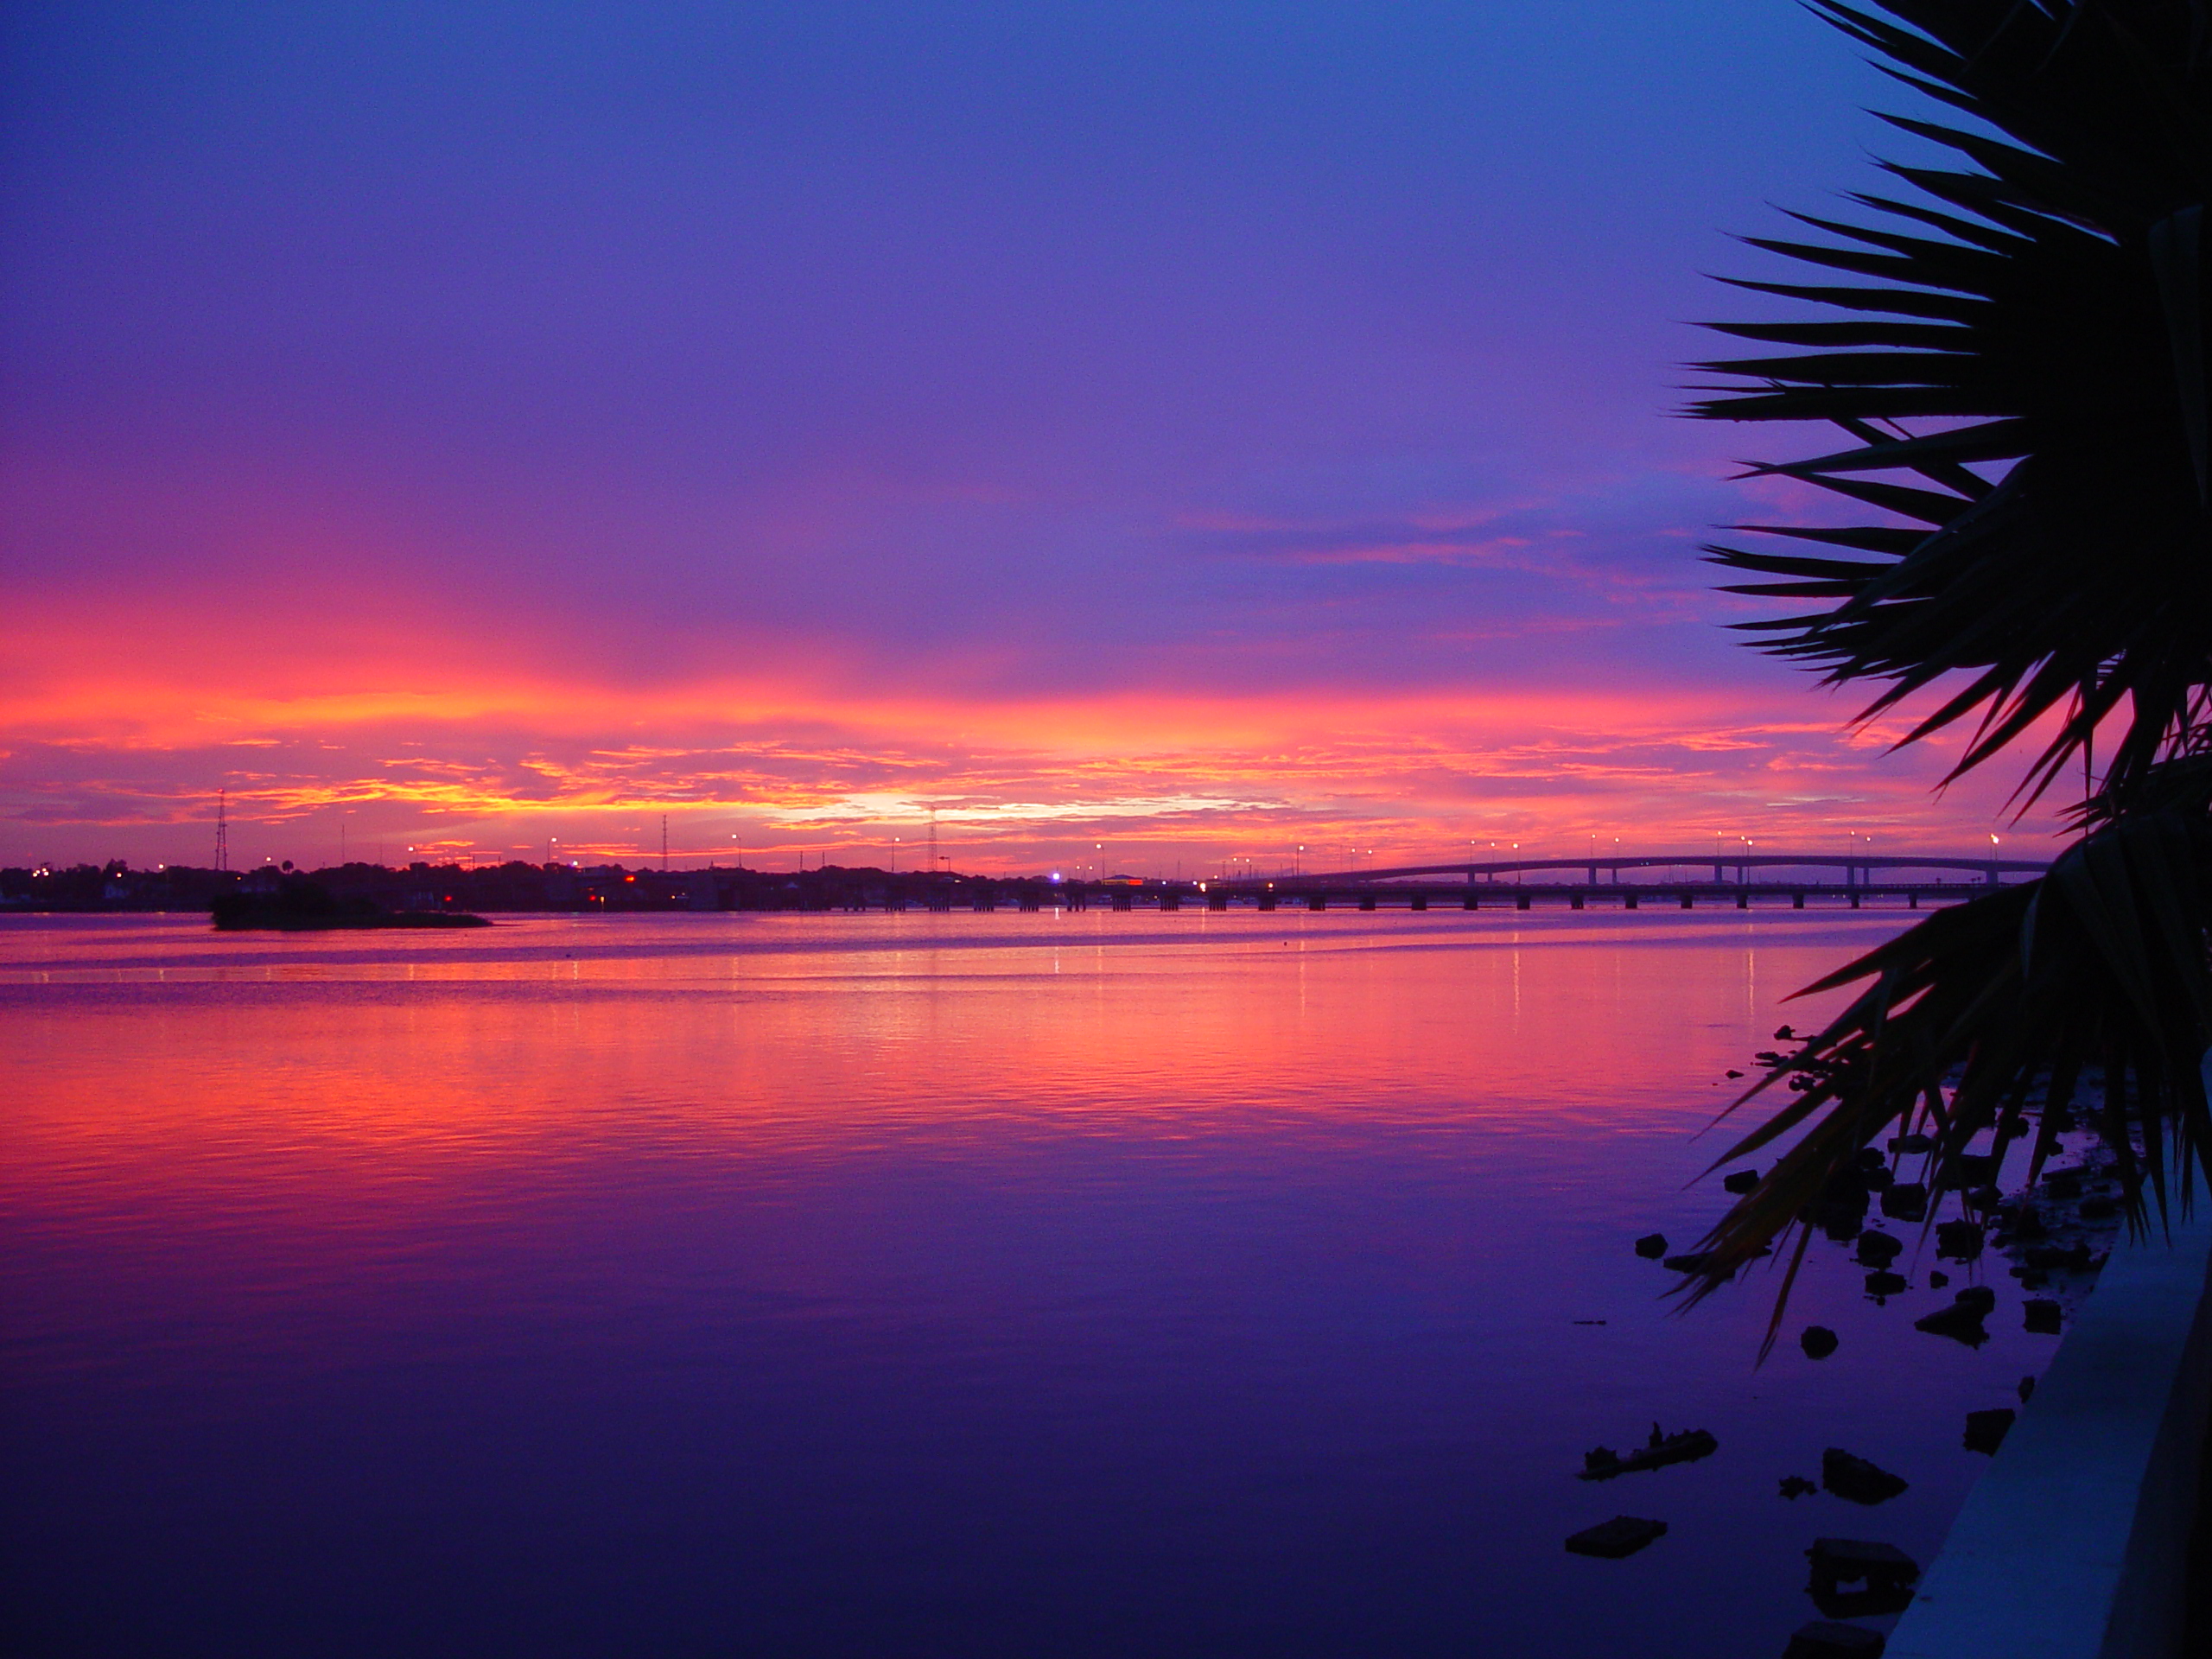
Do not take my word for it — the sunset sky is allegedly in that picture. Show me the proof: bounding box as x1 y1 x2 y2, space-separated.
3 2 2062 873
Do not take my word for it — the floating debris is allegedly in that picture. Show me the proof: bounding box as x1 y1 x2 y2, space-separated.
1783 1618 1888 1657
1800 1325 1840 1360
1821 1448 1909 1506
1563 1515 1666 1558
1954 1285 1996 1315
1865 1270 1907 1298
1634 1233 1669 1259
1928 1269 1949 1289
1780 1475 1818 1499
1963 1408 2015 1454
1580 1424 1718 1480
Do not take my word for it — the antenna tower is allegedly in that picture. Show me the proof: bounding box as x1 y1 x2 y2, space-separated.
215 789 228 872
661 814 670 872
928 807 939 876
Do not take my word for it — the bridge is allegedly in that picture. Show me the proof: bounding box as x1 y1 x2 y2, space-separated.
1185 851 2050 913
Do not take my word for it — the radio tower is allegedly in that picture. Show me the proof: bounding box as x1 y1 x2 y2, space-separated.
661 814 670 872
928 807 938 877
214 789 228 872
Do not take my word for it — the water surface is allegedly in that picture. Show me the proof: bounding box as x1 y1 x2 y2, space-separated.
2 911 2054 1656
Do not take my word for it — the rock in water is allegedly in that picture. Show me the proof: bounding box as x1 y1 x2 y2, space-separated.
1579 1426 1719 1479
1953 1285 1996 1315
1562 1516 1666 1558
1784 1621 1887 1657
1808 1536 1921 1616
1821 1448 1909 1506
1963 1408 2015 1454
1800 1325 1840 1359
1881 1182 1928 1222
1634 1233 1668 1259
1913 1300 1989 1346
1864 1270 1907 1297
1855 1231 1902 1268
1780 1475 1818 1499
1935 1219 1985 1260
2024 1299 2063 1334
1723 1168 1759 1194
2018 1375 2037 1402
1928 1269 1949 1289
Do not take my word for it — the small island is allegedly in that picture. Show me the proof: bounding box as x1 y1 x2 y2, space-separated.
213 879 489 931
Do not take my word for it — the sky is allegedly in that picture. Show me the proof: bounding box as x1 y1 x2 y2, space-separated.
1 1 2063 874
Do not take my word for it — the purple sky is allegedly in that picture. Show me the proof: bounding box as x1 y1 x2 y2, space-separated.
2 3 2054 872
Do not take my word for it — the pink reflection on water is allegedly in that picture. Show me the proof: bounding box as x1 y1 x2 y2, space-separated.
3 912 2039 1658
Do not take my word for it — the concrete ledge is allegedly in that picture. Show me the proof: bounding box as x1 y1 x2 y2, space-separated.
1885 1173 2212 1659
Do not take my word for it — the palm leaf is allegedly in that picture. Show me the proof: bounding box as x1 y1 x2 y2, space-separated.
1681 0 2212 1319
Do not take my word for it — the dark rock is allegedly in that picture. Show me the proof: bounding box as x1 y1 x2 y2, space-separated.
1775 1024 1796 1040
2024 1299 2063 1334
1808 1536 1918 1584
2009 1205 2048 1239
1723 1168 1760 1194
1635 1233 1669 1259
1563 1515 1666 1558
1865 1270 1908 1297
2080 1194 2120 1220
1822 1448 1910 1506
1823 1171 1872 1206
1968 1185 2005 1211
1889 1133 1933 1154
1964 1408 2015 1454
2024 1243 2073 1270
1855 1231 1902 1268
1862 1166 1893 1192
1928 1269 1949 1288
1881 1183 1929 1222
2042 1171 2082 1199
1855 1147 1886 1172
2018 1375 2036 1402
1580 1425 1718 1480
1953 1285 1996 1315
1935 1220 1985 1260
1783 1618 1888 1657
1913 1301 1988 1346
1780 1475 1818 1498
1726 1068 1745 1079
1949 1154 1998 1188
1800 1325 1840 1360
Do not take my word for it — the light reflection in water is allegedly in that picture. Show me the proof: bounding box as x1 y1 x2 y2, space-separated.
3 912 2045 1658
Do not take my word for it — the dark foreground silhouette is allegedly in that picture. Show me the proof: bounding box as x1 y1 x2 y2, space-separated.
213 878 489 931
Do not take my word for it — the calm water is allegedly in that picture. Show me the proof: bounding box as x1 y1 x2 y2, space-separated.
3 911 2057 1657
